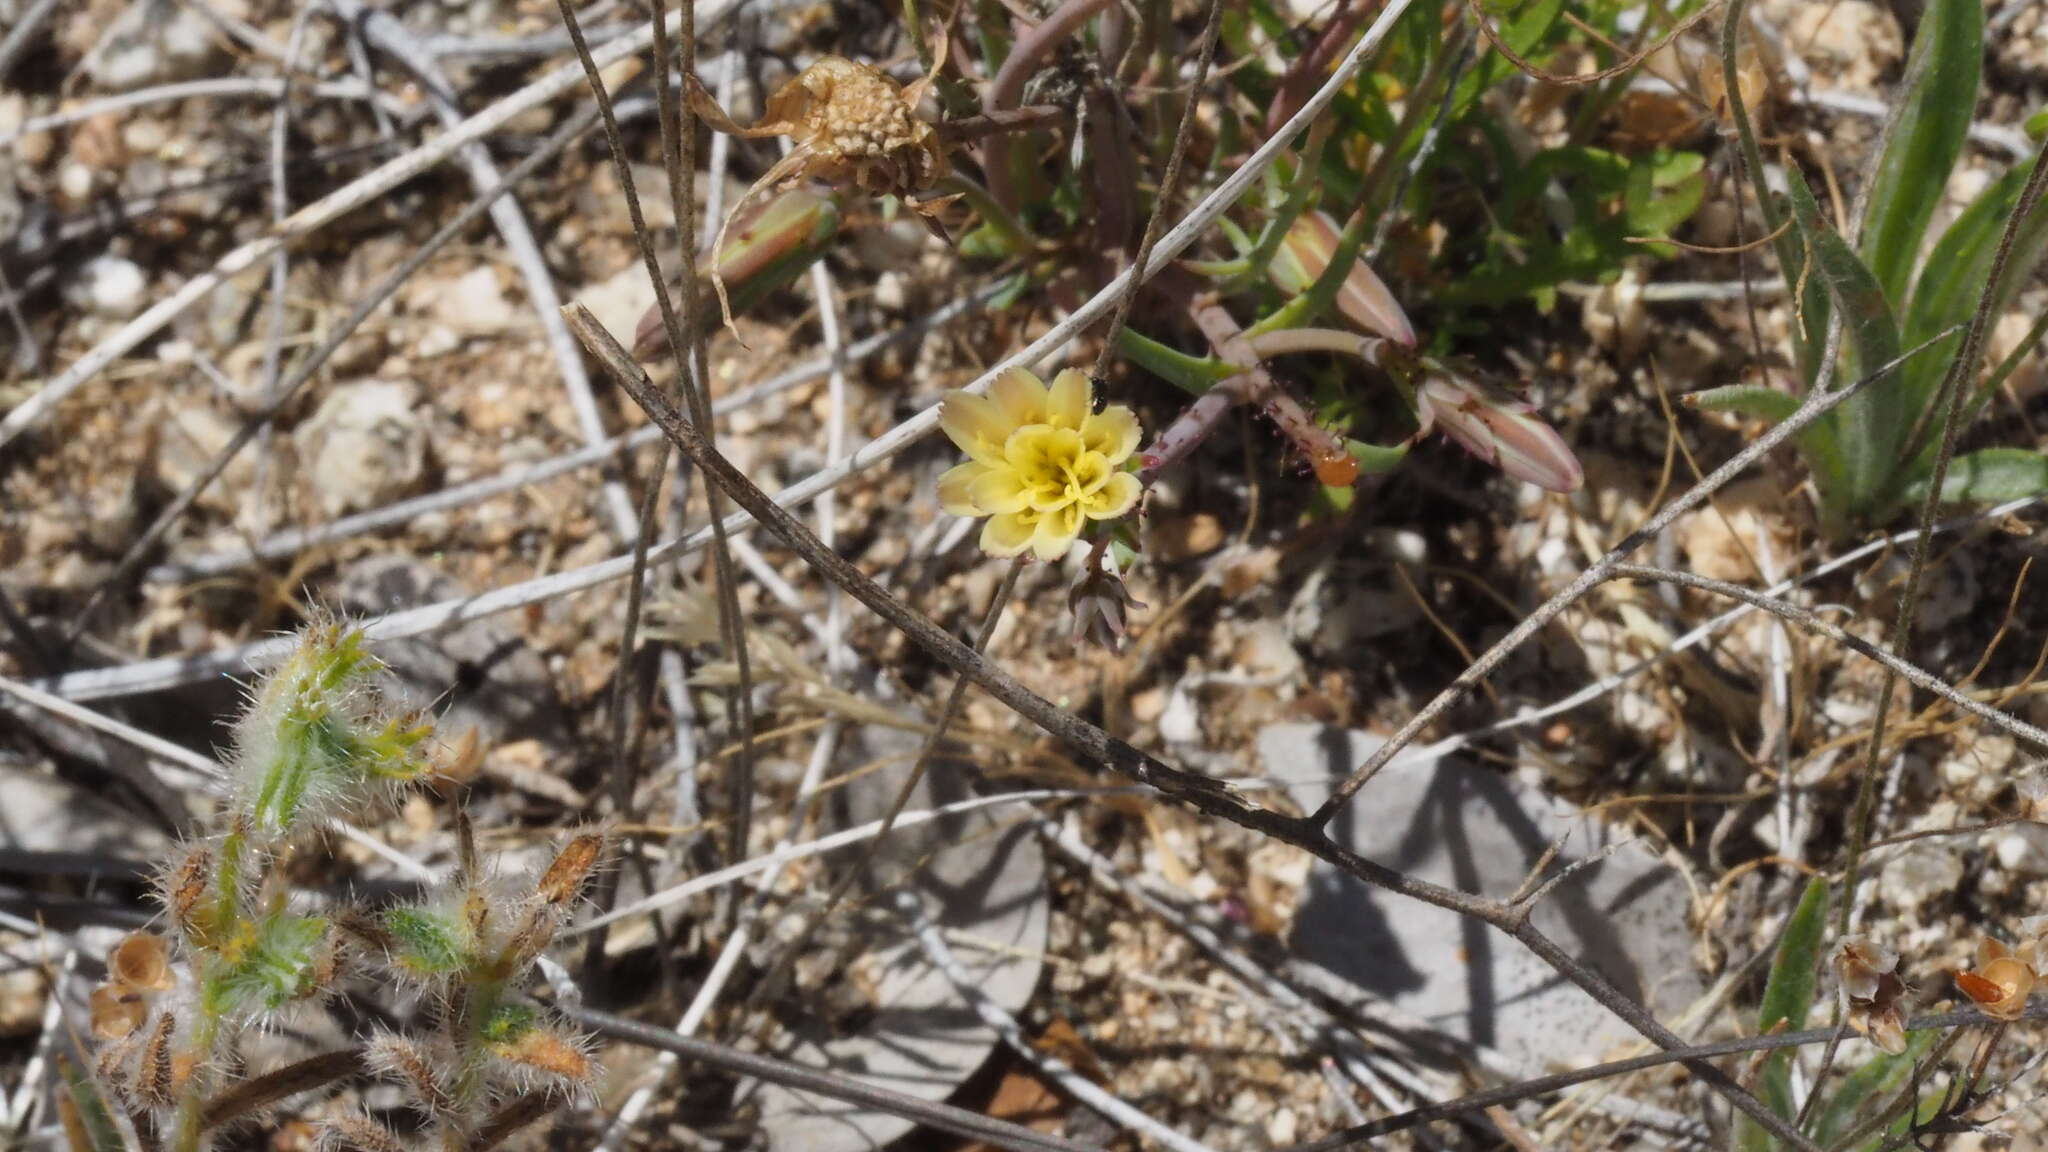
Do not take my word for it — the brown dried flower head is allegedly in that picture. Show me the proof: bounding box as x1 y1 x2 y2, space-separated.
1956 937 2036 1021
688 34 953 328
109 931 174 992
89 983 147 1041
537 833 605 907
1833 936 1908 1054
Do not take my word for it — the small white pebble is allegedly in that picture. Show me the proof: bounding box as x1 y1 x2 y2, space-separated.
66 255 148 319
58 161 95 202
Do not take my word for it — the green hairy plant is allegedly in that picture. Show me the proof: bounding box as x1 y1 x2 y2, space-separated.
83 621 605 1152
1691 0 2048 533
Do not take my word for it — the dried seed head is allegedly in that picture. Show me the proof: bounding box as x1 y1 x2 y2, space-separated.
319 1109 408 1152
109 932 174 992
495 1027 597 1090
90 983 147 1040
163 843 213 937
138 1009 178 1107
1957 937 2035 1021
537 834 604 907
1833 936 1900 1004
365 1032 454 1117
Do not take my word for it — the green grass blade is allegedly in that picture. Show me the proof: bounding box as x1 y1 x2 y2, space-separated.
1736 877 1828 1152
1903 447 2048 505
1857 0 1982 308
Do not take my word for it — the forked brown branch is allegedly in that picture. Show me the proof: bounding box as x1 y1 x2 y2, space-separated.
562 299 1824 1152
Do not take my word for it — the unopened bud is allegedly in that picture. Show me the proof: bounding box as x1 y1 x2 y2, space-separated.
635 188 842 359
1415 370 1584 493
1068 566 1145 652
1268 210 1415 347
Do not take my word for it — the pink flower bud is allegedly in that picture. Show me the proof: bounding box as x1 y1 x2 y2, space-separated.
1415 370 1584 493
1268 210 1416 347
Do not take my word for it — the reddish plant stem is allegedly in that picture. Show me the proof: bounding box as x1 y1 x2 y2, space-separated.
981 0 1116 213
1139 298 1357 486
1263 0 1373 138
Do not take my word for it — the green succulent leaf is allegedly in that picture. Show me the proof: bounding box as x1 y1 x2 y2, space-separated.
1858 0 1983 308
1117 328 1240 396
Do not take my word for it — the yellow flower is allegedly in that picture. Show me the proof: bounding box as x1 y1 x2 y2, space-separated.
938 367 1142 561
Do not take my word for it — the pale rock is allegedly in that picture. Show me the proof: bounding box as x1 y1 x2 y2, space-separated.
1785 1 1901 90
1888 842 1964 909
294 380 427 516
1581 265 1647 361
1266 1110 1299 1146
149 399 253 511
1150 513 1224 562
575 262 657 351
1128 686 1166 724
1992 829 2048 875
414 323 461 358
57 159 94 202
1679 478 1792 582
433 265 521 334
873 270 908 312
1158 685 1202 744
1234 620 1302 681
121 116 168 154
64 254 147 318
87 1 223 89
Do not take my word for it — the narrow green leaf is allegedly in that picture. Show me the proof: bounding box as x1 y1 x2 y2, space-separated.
1903 448 2048 505
59 1057 126 1152
1807 1029 1937 1148
1858 0 1983 308
1688 385 1850 521
1736 877 1829 1152
1687 384 1799 423
1784 172 1902 520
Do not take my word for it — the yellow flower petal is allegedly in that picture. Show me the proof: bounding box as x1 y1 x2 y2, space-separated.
1081 405 1142 463
981 510 1037 557
937 461 986 516
1030 503 1083 562
1046 369 1091 429
988 367 1048 429
968 467 1033 514
1068 451 1111 496
940 392 1011 466
1084 471 1140 520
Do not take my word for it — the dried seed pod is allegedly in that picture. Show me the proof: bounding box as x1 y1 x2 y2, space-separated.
320 1109 408 1152
109 931 173 992
89 983 147 1040
365 1032 454 1117
138 1010 178 1107
163 843 212 938
495 1027 596 1089
1956 938 2035 1021
536 834 604 907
